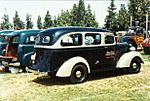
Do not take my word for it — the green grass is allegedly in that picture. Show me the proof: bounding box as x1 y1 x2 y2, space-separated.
141 51 150 62
0 52 150 101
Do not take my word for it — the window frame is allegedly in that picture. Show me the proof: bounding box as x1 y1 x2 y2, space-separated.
84 33 101 46
104 35 115 45
60 33 82 47
25 35 37 44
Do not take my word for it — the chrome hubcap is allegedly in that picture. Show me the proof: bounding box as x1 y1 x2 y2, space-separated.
76 71 82 78
132 63 137 69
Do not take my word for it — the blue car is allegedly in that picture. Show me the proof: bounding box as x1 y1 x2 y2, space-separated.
0 29 42 71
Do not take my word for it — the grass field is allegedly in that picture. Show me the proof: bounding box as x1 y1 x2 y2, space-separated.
0 53 150 101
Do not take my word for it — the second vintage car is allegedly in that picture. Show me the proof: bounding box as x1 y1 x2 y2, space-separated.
27 27 143 83
0 29 42 71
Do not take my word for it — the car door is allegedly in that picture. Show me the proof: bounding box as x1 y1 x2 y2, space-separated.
18 34 37 66
84 33 105 71
102 35 116 68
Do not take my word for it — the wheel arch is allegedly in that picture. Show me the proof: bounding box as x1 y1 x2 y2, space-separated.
132 56 144 63
56 56 90 77
116 51 143 68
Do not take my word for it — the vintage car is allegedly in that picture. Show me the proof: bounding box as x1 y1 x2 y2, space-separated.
0 30 14 55
27 27 143 83
120 26 145 50
142 38 150 54
0 29 42 71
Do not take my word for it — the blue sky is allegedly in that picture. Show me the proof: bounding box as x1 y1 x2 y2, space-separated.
0 0 129 28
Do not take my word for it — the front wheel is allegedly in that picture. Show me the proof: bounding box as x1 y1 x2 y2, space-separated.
69 64 88 84
127 58 141 73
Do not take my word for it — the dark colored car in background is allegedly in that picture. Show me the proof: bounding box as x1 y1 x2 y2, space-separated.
120 26 145 50
0 29 42 71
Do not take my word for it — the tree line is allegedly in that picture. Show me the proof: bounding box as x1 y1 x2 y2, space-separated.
0 0 150 32
105 0 150 32
0 0 98 30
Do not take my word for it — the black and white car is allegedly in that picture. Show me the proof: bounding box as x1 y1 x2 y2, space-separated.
27 27 144 83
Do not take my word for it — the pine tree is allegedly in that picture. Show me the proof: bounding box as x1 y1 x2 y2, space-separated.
105 0 118 32
117 4 129 31
37 15 42 29
52 16 57 27
128 0 150 28
128 0 141 26
139 0 150 28
0 13 12 30
84 4 98 27
70 4 78 26
43 10 53 28
57 10 71 26
26 13 33 29
13 11 25 30
77 0 86 26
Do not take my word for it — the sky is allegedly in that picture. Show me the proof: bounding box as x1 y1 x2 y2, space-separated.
0 0 129 29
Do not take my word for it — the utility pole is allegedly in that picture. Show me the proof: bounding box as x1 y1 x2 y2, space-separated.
130 16 132 27
146 7 150 38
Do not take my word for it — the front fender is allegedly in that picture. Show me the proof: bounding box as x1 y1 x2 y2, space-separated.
116 51 143 68
56 56 90 77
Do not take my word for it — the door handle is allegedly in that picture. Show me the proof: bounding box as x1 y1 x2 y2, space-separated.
104 47 108 49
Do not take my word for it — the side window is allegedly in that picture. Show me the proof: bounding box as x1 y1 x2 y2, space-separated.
61 34 82 46
85 33 101 45
26 36 36 44
105 35 114 44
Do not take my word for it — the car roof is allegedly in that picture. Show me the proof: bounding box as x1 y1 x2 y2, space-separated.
40 27 111 37
3 29 42 37
0 30 14 34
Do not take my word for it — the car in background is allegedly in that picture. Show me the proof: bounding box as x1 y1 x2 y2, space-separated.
142 38 150 54
0 29 42 71
0 30 14 55
120 26 145 50
26 27 143 83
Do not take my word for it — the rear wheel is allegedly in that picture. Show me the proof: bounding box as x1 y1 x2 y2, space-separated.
70 64 88 84
127 58 141 73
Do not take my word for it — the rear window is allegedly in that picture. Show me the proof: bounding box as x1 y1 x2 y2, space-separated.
42 36 50 44
26 36 37 44
35 32 52 45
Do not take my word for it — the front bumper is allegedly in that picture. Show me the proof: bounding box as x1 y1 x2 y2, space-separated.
2 61 20 67
26 66 48 75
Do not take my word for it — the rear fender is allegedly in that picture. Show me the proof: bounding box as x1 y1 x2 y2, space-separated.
22 52 34 66
116 51 143 68
56 56 90 77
